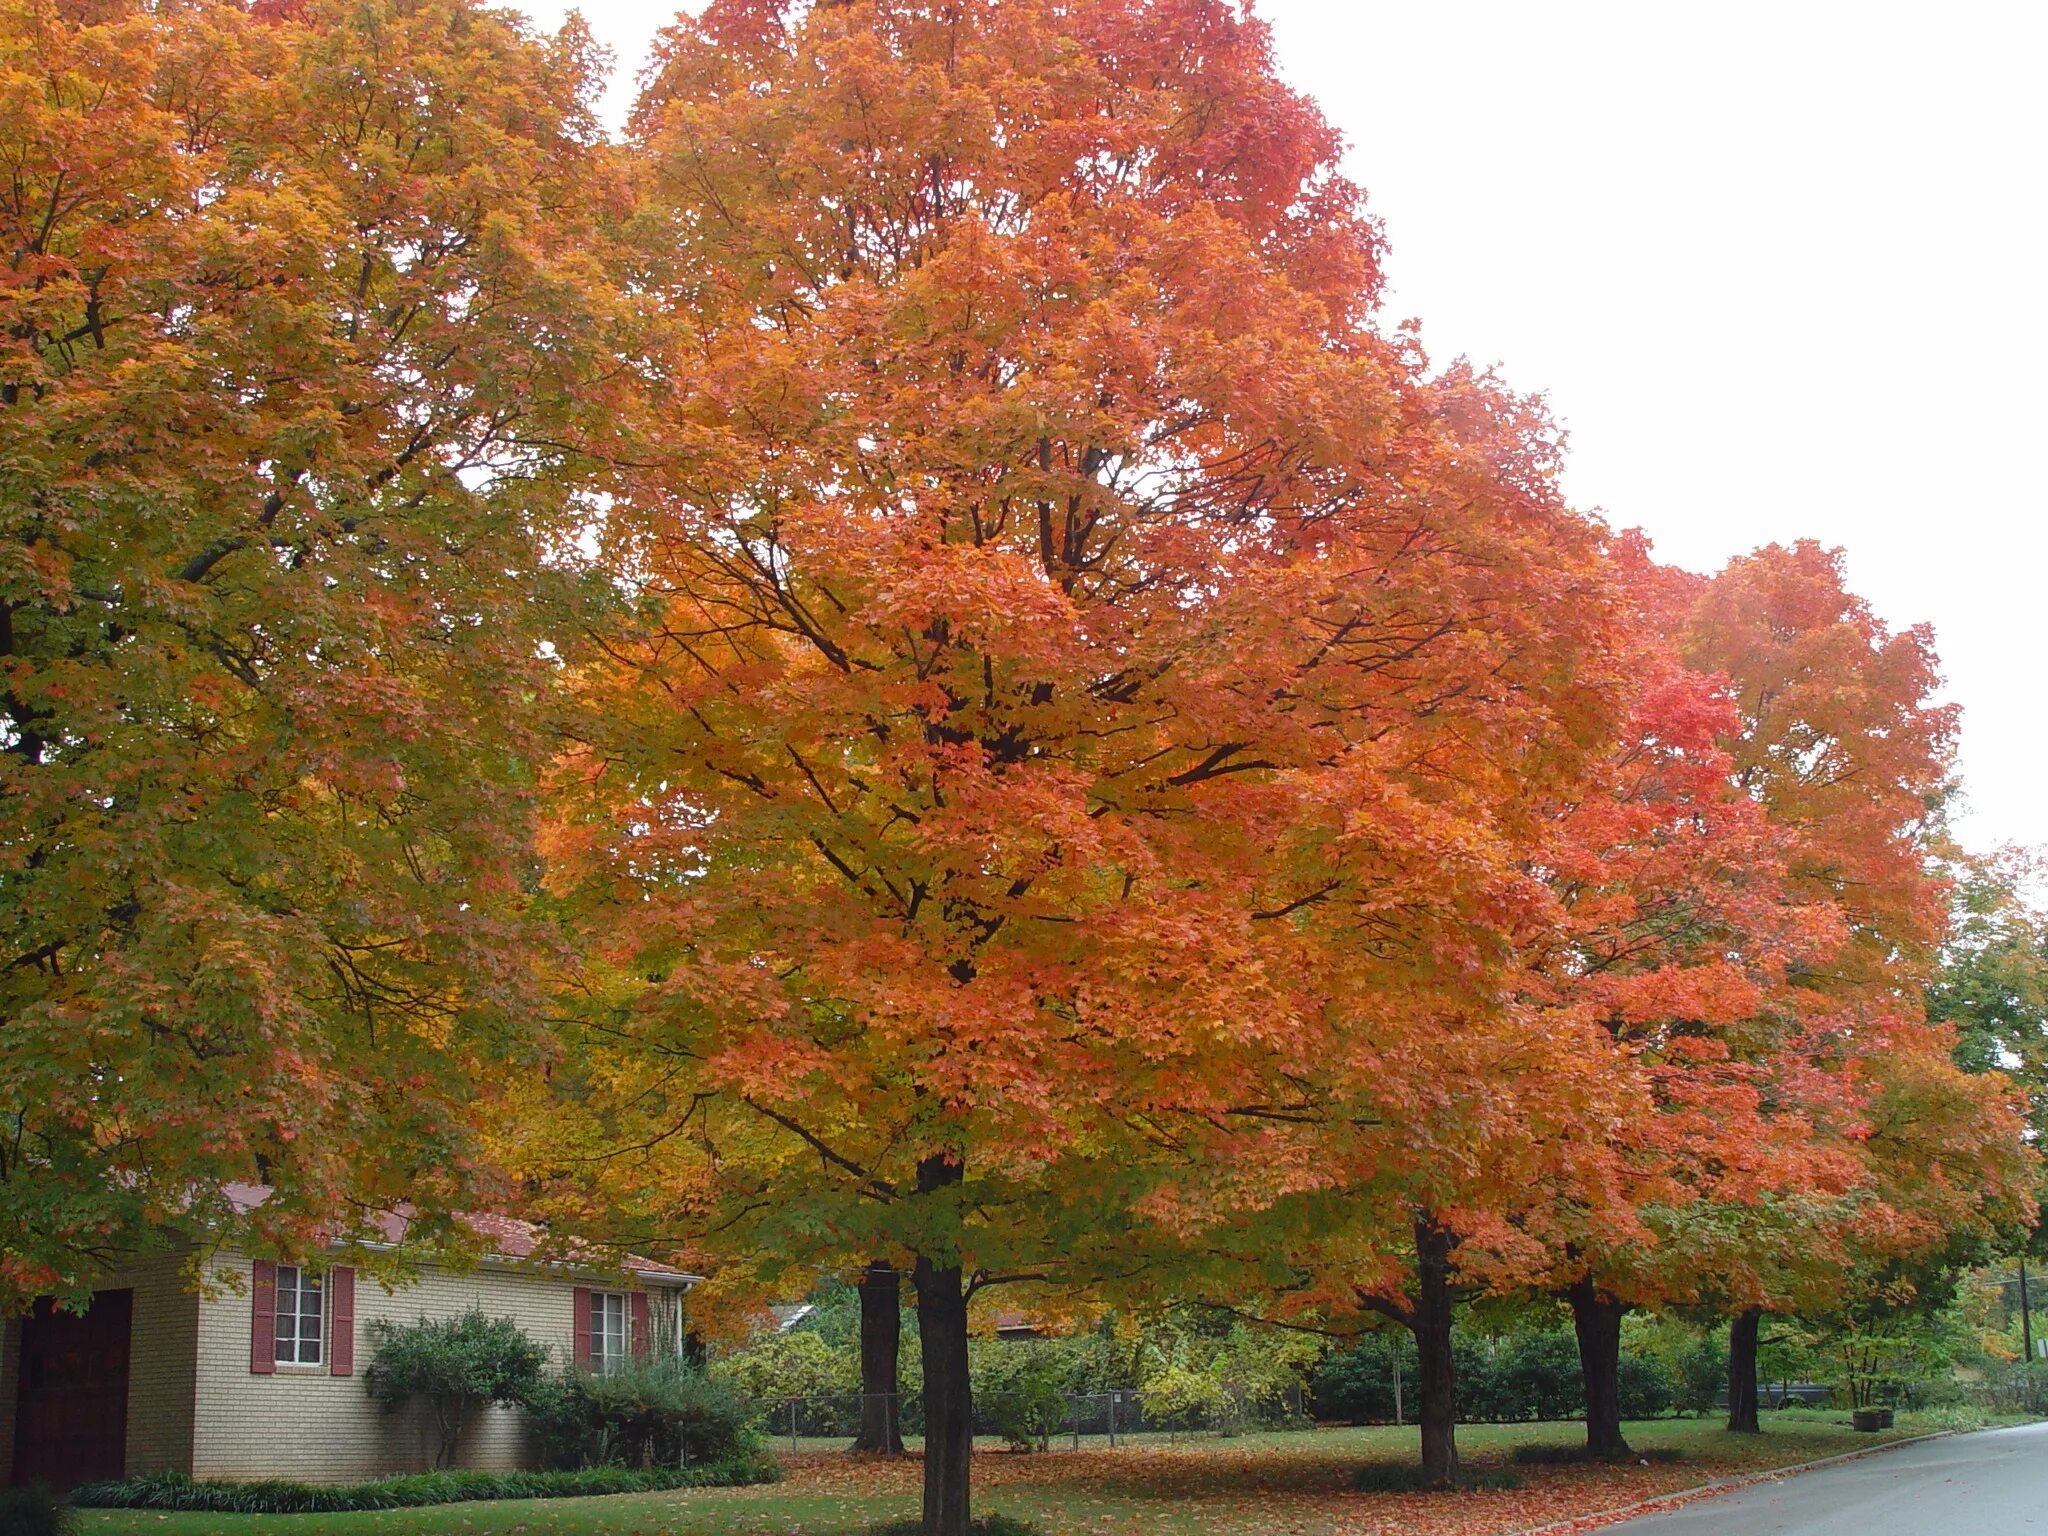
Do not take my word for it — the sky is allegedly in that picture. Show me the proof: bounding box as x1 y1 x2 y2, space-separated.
518 0 2048 855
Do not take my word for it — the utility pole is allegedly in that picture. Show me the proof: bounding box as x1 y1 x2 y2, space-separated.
2021 1258 2035 1364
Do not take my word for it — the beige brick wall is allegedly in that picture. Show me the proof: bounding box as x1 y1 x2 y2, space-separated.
0 1253 199 1483
120 1254 202 1476
191 1251 665 1483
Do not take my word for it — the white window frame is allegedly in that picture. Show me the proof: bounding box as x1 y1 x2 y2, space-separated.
589 1291 629 1374
274 1265 325 1367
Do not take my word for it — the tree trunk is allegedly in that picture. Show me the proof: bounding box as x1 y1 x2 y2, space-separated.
915 1155 972 1536
1726 1307 1762 1433
1567 1278 1631 1459
1413 1216 1460 1485
435 1396 465 1469
852 1259 906 1455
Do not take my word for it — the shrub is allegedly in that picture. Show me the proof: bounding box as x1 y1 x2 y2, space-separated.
1309 1332 1414 1422
974 1342 1076 1451
0 1484 76 1536
1617 1354 1674 1420
528 1357 755 1469
362 1310 550 1468
1671 1335 1728 1416
1141 1362 1229 1431
1490 1332 1583 1423
713 1328 857 1402
68 1455 780 1514
1350 1463 1525 1493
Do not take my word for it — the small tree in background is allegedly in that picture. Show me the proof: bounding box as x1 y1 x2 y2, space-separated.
363 1311 549 1468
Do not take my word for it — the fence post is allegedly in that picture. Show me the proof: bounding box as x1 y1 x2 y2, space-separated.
1393 1354 1403 1427
789 1397 799 1454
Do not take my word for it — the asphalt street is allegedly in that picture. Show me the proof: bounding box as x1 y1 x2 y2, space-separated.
1598 1422 2048 1534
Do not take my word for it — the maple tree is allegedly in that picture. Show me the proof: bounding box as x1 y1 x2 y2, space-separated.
1673 542 2035 1431
541 0 1629 1526
1499 550 1857 1460
0 0 628 1302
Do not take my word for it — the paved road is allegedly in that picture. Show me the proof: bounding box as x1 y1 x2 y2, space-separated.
1598 1423 2048 1534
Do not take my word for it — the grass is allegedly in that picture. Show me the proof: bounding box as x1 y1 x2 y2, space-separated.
73 1408 2026 1536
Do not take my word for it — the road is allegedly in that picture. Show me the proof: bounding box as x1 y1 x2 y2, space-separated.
1597 1422 2048 1534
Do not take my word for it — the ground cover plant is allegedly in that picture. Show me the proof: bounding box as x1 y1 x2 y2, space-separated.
73 1412 1996 1536
69 1454 780 1516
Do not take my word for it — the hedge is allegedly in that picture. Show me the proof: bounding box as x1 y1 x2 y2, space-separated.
69 1450 780 1514
1310 1329 1714 1425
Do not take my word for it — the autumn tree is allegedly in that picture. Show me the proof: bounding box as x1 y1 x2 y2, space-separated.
1679 542 2035 1430
545 1 1627 1529
0 0 629 1302
1477 547 1863 1459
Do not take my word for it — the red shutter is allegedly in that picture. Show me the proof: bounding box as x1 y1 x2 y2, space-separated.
250 1259 277 1374
631 1291 652 1361
571 1285 592 1368
329 1266 356 1376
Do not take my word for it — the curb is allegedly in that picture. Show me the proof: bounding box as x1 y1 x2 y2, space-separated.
1505 1428 1963 1536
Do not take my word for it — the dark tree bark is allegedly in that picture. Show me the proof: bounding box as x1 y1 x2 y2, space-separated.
1727 1307 1762 1433
1413 1216 1460 1484
851 1259 906 1455
1567 1277 1631 1459
914 1155 971 1536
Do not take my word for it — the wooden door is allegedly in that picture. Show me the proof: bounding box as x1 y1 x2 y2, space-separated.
11 1289 132 1487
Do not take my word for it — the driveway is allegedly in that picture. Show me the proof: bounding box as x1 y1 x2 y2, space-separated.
1598 1421 2048 1534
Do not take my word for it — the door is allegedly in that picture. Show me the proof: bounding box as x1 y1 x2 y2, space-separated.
11 1289 132 1487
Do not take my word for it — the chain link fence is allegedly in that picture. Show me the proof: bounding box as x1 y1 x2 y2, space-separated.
755 1384 1309 1454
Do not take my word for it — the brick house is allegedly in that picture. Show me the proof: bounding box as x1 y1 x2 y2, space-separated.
1 1187 699 1488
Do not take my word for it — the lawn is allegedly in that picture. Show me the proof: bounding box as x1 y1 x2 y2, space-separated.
75 1410 1983 1536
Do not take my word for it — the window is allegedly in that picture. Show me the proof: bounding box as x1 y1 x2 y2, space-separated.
589 1291 628 1373
274 1266 324 1367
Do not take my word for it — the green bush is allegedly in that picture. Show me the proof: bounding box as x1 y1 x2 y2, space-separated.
1671 1335 1728 1416
713 1327 859 1403
362 1310 550 1468
0 1484 76 1536
1350 1463 1525 1493
527 1357 755 1469
1617 1354 1674 1420
1489 1332 1583 1423
1141 1361 1229 1431
68 1454 780 1514
1315 1327 1698 1425
974 1345 1072 1451
1309 1331 1414 1422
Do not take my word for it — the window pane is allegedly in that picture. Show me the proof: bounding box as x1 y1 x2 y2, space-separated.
275 1268 299 1361
302 1275 323 1363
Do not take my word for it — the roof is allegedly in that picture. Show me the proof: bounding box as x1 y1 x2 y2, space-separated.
220 1183 700 1289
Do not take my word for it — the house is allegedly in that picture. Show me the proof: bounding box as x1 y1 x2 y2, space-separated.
1 1185 700 1488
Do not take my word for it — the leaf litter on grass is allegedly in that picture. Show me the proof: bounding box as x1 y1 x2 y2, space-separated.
744 1421 1922 1536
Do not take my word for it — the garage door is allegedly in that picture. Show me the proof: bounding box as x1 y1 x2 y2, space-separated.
11 1289 132 1488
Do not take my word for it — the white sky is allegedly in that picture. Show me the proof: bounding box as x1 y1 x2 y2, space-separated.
522 0 2048 855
